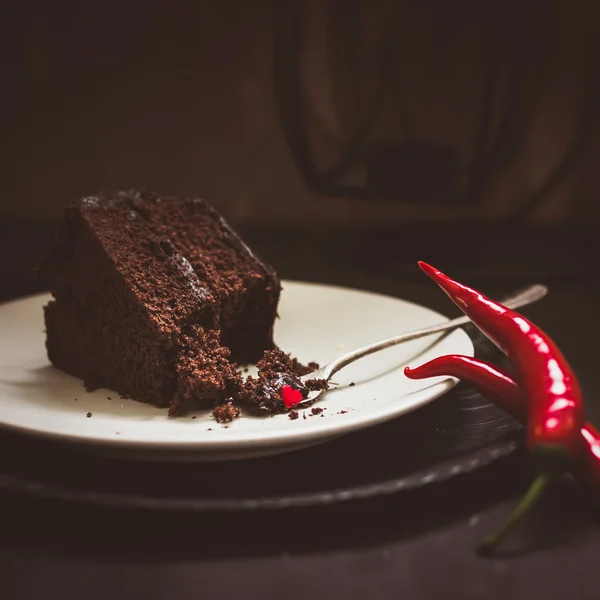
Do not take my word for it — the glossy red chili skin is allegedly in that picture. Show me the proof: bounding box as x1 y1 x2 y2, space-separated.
405 355 521 418
417 262 584 463
405 355 600 490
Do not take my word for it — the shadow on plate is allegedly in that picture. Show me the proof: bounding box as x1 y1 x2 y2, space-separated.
1 365 171 419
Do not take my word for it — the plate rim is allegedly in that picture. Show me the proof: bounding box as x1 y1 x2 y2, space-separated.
0 281 474 453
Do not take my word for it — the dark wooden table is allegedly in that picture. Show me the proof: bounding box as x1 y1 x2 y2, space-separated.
2 221 600 599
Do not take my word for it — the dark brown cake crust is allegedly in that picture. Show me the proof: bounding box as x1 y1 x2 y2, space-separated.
40 189 281 415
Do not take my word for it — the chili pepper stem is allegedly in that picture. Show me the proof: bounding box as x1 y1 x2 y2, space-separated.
477 472 553 555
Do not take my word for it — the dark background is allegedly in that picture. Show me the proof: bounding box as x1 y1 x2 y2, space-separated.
2 2 600 599
3 0 600 227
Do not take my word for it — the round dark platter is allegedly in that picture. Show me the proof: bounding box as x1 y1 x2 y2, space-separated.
0 326 523 512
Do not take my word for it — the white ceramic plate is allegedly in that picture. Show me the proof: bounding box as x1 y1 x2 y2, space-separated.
0 281 473 461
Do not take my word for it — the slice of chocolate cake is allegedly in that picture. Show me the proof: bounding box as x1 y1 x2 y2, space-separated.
40 189 281 415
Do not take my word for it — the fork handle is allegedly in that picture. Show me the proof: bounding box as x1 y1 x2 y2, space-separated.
304 284 548 382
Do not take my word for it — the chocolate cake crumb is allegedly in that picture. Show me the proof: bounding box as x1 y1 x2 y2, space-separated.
288 410 299 420
236 349 328 416
339 410 348 414
86 412 92 418
305 379 329 392
212 401 241 423
349 382 355 387
311 407 323 415
192 416 197 419
303 413 307 420
107 396 112 400
255 349 320 378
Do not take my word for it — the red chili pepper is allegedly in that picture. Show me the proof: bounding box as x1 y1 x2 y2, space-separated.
413 262 586 552
405 355 522 419
405 355 600 550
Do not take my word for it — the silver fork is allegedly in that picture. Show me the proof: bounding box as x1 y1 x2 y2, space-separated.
297 283 548 406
